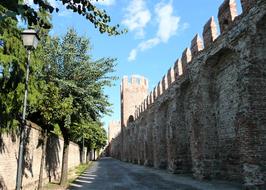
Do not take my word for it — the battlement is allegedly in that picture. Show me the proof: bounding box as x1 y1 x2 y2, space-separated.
121 75 148 89
218 0 238 33
131 0 260 120
190 34 204 57
121 75 149 127
113 0 266 186
203 16 218 48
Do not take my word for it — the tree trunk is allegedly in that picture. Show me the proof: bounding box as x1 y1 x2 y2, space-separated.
82 136 85 164
60 127 70 186
38 129 48 190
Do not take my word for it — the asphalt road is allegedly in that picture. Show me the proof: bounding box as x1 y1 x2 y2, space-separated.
68 157 241 190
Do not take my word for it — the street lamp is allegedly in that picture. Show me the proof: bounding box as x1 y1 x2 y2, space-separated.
16 29 39 190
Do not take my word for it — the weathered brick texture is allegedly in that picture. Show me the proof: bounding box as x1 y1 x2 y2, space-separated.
0 122 82 190
109 0 266 188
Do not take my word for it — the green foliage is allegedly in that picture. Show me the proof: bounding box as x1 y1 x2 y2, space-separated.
36 28 114 185
0 4 112 187
33 28 113 148
42 28 116 122
0 15 26 130
0 0 127 35
74 163 91 176
71 120 107 150
0 4 52 131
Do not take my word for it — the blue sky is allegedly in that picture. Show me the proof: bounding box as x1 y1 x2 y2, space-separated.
26 0 242 131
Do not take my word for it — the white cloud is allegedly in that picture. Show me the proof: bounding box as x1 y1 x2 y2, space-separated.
139 38 160 51
128 38 160 61
122 0 151 38
155 1 180 42
128 49 137 61
91 0 116 6
128 1 184 61
181 22 190 31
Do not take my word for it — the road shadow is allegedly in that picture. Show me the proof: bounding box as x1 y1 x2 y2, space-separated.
68 157 242 190
68 157 200 190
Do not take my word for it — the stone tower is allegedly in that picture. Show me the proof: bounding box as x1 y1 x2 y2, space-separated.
108 121 121 143
121 75 148 128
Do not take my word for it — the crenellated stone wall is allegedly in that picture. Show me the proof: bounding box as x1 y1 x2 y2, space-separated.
110 0 266 188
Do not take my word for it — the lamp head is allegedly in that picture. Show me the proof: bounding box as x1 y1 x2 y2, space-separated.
21 29 40 50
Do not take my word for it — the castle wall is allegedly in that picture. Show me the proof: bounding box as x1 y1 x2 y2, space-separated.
107 121 121 158
111 0 266 188
121 76 148 128
108 121 121 143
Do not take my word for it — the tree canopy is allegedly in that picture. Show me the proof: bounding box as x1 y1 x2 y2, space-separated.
0 13 27 131
0 4 114 186
70 120 107 150
0 4 53 131
33 28 114 184
0 0 127 35
36 28 116 126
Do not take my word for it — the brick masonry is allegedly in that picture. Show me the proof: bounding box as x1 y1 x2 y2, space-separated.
109 0 266 188
0 122 82 190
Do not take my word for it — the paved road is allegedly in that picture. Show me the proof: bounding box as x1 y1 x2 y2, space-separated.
68 157 241 190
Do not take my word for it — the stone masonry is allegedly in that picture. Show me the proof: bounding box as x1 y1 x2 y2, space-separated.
108 121 121 157
0 122 83 190
121 75 149 128
108 121 121 143
109 0 266 188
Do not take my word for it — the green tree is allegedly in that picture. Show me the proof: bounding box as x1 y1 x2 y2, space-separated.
70 120 107 161
0 4 54 188
0 3 52 130
0 8 27 131
0 0 126 35
41 28 116 185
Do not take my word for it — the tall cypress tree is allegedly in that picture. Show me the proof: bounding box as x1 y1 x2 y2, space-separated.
0 7 26 131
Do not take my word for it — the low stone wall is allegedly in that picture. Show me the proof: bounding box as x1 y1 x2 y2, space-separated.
0 122 82 190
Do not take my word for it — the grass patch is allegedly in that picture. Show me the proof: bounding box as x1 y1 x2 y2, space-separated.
68 162 92 184
43 162 92 189
75 163 90 176
43 182 65 190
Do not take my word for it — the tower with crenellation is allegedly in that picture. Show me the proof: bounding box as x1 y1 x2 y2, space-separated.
120 75 149 128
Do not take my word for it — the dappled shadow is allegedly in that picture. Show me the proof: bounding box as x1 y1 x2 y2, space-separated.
68 157 201 190
0 121 19 154
0 175 7 190
0 134 6 154
45 133 61 182
69 157 242 190
22 125 34 179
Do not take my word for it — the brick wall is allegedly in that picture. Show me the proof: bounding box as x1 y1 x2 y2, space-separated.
0 122 81 190
111 0 266 188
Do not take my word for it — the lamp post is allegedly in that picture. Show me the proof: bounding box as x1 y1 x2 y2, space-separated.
16 29 39 190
